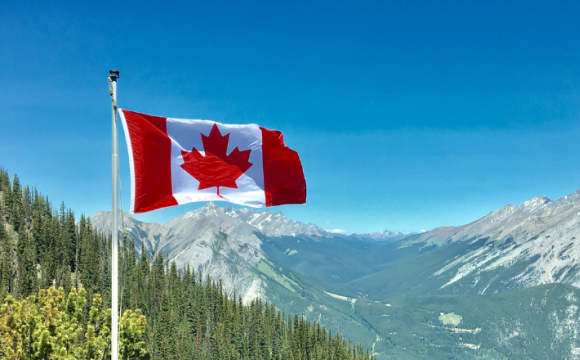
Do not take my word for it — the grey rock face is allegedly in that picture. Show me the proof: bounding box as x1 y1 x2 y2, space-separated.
416 190 580 293
90 210 167 255
90 202 329 303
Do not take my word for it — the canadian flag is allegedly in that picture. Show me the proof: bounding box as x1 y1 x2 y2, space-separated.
118 109 306 213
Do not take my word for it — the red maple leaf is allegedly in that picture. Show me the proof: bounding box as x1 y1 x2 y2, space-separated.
181 124 253 197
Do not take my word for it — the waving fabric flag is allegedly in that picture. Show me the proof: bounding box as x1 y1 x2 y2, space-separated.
119 109 306 213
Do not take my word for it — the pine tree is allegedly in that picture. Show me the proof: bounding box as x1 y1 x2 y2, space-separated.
0 216 11 299
9 175 23 233
17 230 37 298
137 243 150 313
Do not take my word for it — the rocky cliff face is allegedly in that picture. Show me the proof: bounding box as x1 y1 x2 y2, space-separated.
89 210 168 255
91 203 330 303
407 190 580 294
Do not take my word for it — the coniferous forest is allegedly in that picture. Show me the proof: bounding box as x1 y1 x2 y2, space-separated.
0 168 375 359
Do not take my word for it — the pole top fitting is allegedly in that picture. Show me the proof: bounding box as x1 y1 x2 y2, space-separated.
109 69 120 81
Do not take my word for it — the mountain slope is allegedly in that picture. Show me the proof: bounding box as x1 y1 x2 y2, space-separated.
356 283 580 359
258 233 435 284
90 209 168 255
351 189 580 297
353 230 411 243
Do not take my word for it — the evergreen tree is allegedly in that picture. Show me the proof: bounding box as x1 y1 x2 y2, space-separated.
9 175 23 233
0 216 11 299
17 230 36 298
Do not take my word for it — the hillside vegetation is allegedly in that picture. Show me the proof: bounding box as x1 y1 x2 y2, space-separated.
0 168 375 359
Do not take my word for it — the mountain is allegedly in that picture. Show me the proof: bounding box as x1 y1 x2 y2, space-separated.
91 204 437 291
352 230 411 243
350 190 580 297
258 233 434 284
90 210 168 255
92 203 329 301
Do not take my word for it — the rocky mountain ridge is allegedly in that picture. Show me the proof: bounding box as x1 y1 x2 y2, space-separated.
353 230 410 243
369 189 580 295
91 202 332 303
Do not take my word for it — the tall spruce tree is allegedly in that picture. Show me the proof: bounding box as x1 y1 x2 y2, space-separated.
9 175 23 233
0 216 11 299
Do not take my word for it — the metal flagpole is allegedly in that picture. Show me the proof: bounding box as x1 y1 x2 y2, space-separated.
108 69 120 360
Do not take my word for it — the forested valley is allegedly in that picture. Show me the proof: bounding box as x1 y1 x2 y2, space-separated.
0 168 374 359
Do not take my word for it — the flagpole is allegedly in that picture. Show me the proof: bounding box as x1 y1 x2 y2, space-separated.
109 69 120 360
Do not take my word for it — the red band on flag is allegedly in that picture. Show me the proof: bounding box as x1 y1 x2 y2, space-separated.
260 127 307 206
121 110 178 213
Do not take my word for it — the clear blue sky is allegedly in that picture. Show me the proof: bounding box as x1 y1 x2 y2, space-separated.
1 0 580 233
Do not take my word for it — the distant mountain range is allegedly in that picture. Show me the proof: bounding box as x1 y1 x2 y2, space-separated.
352 230 412 243
91 189 580 359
